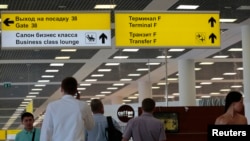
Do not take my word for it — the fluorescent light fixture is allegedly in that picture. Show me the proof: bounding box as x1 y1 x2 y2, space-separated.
26 95 36 98
223 72 236 75
231 85 242 88
37 80 50 83
152 86 160 89
194 68 201 71
96 94 105 97
128 96 138 99
210 92 220 95
123 99 131 102
34 84 46 87
55 56 70 60
220 19 237 23
211 77 224 80
195 86 202 88
200 82 212 85
16 108 25 111
45 69 59 72
172 93 179 96
156 55 172 59
122 49 139 52
220 89 231 92
22 101 29 104
128 73 141 77
157 82 166 85
201 95 211 98
91 74 104 77
85 79 97 82
50 63 64 66
98 69 111 72
228 48 242 51
20 104 27 107
199 62 214 65
113 56 129 59
0 4 8 9
105 63 120 66
94 4 116 9
168 78 178 81
120 78 132 81
107 87 118 90
237 67 243 70
136 68 149 71
134 93 139 96
212 55 229 58
29 92 39 95
60 49 77 52
168 49 185 52
167 96 175 99
41 75 54 78
80 83 91 86
101 91 111 94
146 62 160 65
24 98 32 101
176 5 199 9
113 83 125 86
77 88 86 90
31 88 43 91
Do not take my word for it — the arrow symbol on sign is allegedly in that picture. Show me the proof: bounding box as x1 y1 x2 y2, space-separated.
208 17 216 27
99 33 107 44
209 33 216 43
4 18 14 26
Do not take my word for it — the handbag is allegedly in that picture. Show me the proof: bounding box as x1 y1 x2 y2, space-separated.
105 116 123 141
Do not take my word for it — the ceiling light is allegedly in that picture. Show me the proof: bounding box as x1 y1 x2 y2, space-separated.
237 67 243 70
26 95 36 98
29 92 39 95
128 73 141 76
45 69 59 72
167 96 175 99
220 89 231 92
94 4 116 9
0 4 8 9
113 56 129 59
228 48 242 51
168 49 185 52
157 82 166 85
80 83 91 86
96 94 105 97
134 93 139 96
91 74 104 77
237 5 250 10
210 92 220 95
120 78 132 81
31 88 43 91
20 104 27 107
128 96 138 99
107 87 118 90
195 86 202 88
105 63 120 66
201 95 211 98
199 62 214 65
156 55 172 59
37 80 50 83
212 55 229 58
113 83 125 86
231 85 242 88
211 77 224 80
200 82 212 85
122 49 139 52
136 68 149 71
98 69 111 72
85 79 97 82
77 88 86 90
123 99 131 102
50 63 64 66
168 78 178 81
223 72 236 75
41 75 54 78
176 5 199 9
220 19 237 23
101 91 111 94
55 56 70 60
172 93 179 96
22 101 29 104
34 84 46 87
60 49 77 52
146 62 160 65
152 86 160 89
194 68 201 71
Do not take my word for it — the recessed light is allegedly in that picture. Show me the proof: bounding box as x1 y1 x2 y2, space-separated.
237 67 243 70
107 87 118 90
98 69 111 72
31 88 43 91
120 78 132 81
128 96 138 99
194 68 201 71
122 99 131 102
168 49 185 52
211 77 224 80
29 92 40 95
80 83 91 86
201 95 211 98
167 78 178 81
101 91 111 94
156 55 172 59
37 80 50 83
228 48 242 51
113 56 128 59
77 88 86 90
91 74 104 77
223 72 236 75
157 83 166 85
199 62 214 65
85 79 97 82
0 4 8 9
220 19 237 23
122 49 139 52
94 4 116 9
34 84 46 87
231 85 242 88
195 86 202 88
60 49 77 52
136 68 149 71
105 63 120 66
210 92 220 95
200 82 212 85
113 83 125 86
96 94 105 97
45 69 59 72
128 73 141 77
50 63 64 66
152 86 160 89
176 5 199 9
212 55 228 58
55 56 70 60
146 63 160 65
41 75 54 78
220 89 231 92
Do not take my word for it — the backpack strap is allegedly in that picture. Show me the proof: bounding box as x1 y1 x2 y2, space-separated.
107 116 114 128
32 128 36 141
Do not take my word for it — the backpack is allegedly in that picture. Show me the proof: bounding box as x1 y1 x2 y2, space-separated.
105 116 123 141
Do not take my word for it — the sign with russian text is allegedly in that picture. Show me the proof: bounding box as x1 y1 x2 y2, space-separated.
115 11 220 48
1 12 111 48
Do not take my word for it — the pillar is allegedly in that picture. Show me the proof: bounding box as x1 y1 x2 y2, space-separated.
138 81 152 104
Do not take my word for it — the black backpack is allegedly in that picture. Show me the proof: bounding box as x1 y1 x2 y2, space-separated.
105 116 123 141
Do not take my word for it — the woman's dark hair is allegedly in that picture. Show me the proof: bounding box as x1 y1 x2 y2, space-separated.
224 91 243 112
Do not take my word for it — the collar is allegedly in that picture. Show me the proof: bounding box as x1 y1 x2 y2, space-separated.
141 112 153 117
24 128 35 134
62 95 74 99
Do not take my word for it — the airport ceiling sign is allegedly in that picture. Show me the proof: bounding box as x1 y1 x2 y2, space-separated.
1 12 111 48
115 11 220 48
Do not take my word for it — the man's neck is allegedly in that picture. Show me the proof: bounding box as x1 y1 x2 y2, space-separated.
24 127 33 132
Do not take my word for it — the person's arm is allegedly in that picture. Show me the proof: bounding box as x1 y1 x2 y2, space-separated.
83 103 95 130
40 104 53 141
159 122 167 141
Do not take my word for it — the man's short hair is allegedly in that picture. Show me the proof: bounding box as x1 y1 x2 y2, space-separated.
225 91 243 112
21 112 34 121
90 99 103 113
142 98 155 112
61 77 78 95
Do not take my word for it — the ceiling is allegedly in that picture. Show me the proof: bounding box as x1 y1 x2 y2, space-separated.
0 0 250 129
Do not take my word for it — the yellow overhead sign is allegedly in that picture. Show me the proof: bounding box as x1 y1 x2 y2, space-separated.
0 130 6 140
2 12 110 30
115 12 220 48
7 130 21 134
26 100 33 113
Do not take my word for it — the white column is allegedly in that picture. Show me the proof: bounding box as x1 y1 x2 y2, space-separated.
138 81 152 103
178 59 196 106
111 96 123 105
242 25 250 123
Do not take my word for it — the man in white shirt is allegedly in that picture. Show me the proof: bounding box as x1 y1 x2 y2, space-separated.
40 77 94 141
